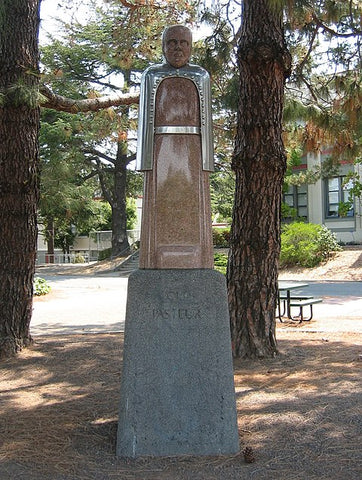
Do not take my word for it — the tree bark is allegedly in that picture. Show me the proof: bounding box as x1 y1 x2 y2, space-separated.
46 216 55 263
227 0 291 358
0 0 41 358
87 143 133 258
111 141 131 257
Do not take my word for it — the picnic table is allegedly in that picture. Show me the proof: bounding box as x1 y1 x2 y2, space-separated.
277 281 322 322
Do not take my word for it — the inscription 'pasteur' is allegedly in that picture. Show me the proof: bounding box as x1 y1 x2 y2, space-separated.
152 308 201 321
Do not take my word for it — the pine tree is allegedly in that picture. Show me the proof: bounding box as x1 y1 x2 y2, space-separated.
40 0 197 257
0 0 41 358
227 0 291 358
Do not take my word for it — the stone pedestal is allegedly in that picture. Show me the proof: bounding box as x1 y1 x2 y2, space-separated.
117 269 239 458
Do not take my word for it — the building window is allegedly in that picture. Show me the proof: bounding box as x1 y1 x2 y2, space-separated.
283 184 308 219
326 176 354 218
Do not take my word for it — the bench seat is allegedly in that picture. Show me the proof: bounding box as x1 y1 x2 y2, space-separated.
289 298 323 322
277 295 314 319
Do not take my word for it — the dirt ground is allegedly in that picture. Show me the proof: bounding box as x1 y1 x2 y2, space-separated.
278 245 362 282
1 247 361 480
36 244 362 281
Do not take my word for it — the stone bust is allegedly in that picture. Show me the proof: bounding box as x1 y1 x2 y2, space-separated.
162 25 192 68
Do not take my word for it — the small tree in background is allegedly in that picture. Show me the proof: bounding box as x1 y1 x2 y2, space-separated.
40 0 197 257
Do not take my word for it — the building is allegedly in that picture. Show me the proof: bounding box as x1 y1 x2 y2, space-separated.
284 149 362 244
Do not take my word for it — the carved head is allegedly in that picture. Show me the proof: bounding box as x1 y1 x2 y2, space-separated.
162 25 192 68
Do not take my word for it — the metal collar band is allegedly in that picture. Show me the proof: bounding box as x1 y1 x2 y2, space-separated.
154 126 201 135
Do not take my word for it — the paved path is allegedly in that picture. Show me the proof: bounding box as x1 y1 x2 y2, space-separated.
32 274 128 336
31 273 362 336
279 280 362 333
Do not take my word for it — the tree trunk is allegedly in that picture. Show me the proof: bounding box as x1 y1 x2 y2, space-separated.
227 0 291 358
0 0 41 358
46 216 55 263
111 141 131 257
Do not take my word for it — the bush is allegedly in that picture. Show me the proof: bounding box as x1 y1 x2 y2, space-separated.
317 224 342 259
74 254 85 263
98 248 112 261
281 202 298 220
214 252 228 275
280 222 341 268
34 277 51 296
212 227 230 247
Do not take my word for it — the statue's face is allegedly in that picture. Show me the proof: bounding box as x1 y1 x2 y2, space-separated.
163 26 192 68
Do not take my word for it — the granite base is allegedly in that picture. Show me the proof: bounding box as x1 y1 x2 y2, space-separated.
116 269 239 457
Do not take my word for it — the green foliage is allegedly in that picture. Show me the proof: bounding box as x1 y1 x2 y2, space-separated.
317 224 342 259
212 227 230 248
41 0 198 84
285 155 347 191
284 0 361 163
126 197 137 230
281 203 298 220
98 247 112 261
337 201 352 218
280 222 341 268
348 171 362 197
210 171 234 223
53 225 76 254
341 171 362 214
1 83 41 108
193 3 238 184
33 277 51 296
87 201 112 233
127 170 144 199
214 252 228 275
39 105 117 251
74 254 85 264
200 0 360 199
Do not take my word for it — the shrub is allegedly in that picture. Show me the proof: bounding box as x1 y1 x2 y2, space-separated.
281 202 298 220
317 224 342 260
221 228 230 246
214 252 228 275
212 227 230 247
34 277 51 296
74 254 85 263
98 248 112 261
280 222 341 268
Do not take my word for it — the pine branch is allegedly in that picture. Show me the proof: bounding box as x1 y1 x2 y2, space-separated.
127 152 137 163
40 84 139 113
295 25 319 75
312 13 362 38
119 0 163 10
84 147 116 165
76 170 98 185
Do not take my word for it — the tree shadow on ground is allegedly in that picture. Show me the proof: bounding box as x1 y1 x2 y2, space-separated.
233 334 361 479
351 252 362 269
0 332 361 480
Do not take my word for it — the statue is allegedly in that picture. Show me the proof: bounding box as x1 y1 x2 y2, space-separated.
137 25 214 269
117 26 239 458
